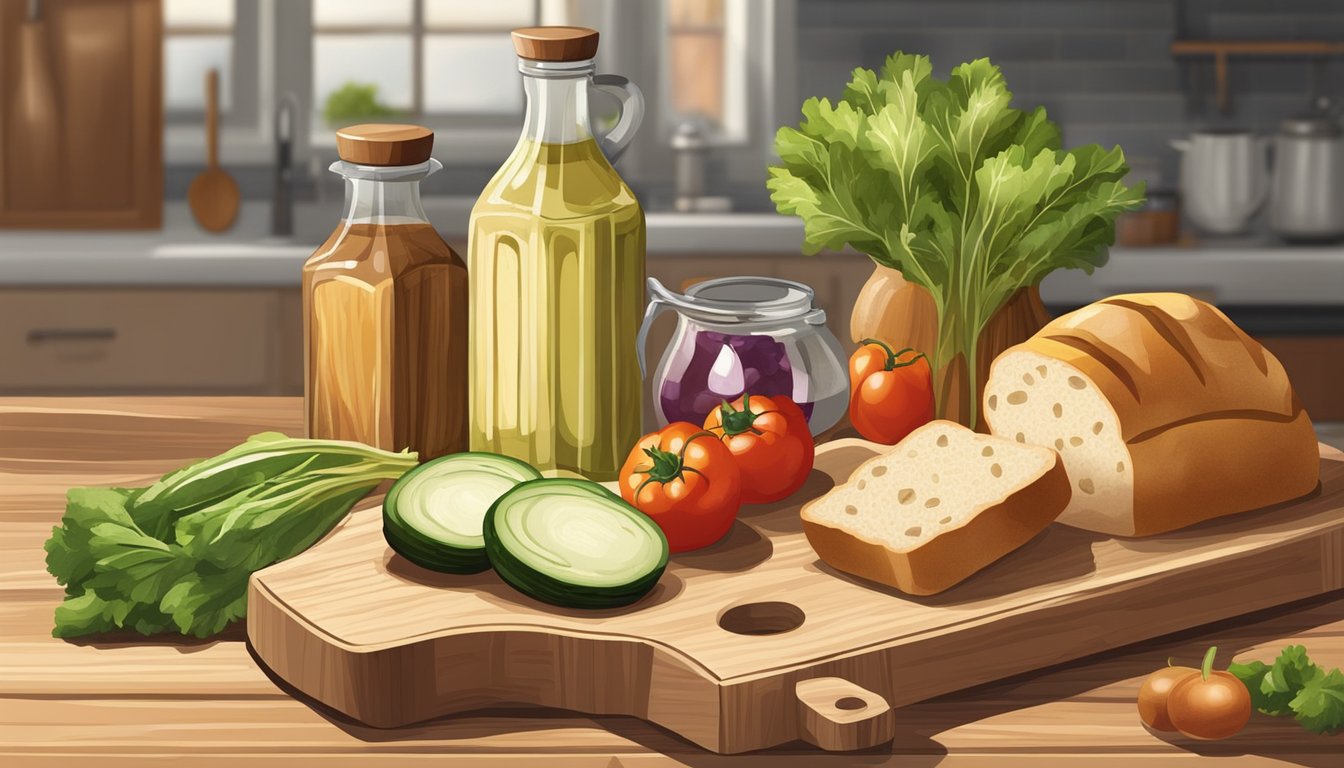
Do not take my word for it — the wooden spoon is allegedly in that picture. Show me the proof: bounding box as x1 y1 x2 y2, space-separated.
188 69 239 232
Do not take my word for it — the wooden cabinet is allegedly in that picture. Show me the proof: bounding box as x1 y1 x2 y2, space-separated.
0 288 285 394
0 0 162 228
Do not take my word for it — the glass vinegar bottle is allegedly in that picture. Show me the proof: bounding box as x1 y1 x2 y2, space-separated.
304 125 469 460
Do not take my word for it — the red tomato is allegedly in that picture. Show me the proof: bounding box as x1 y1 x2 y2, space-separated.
848 339 935 444
619 422 742 552
703 394 815 504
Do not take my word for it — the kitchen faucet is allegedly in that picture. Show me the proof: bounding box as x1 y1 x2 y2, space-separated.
272 93 299 237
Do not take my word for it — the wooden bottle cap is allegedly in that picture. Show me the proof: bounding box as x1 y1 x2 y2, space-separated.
335 124 434 166
511 26 599 62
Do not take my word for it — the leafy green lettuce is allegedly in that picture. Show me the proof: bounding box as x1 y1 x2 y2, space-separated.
768 53 1144 426
45 433 417 639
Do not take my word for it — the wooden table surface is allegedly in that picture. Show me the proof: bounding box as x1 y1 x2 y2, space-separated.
1 397 1340 767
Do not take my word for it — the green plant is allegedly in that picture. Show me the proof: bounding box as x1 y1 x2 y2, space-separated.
323 82 401 127
768 52 1144 428
1230 645 1344 735
44 433 417 638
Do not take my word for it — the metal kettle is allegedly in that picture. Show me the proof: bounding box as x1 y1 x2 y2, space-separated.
1171 129 1270 235
1270 98 1344 242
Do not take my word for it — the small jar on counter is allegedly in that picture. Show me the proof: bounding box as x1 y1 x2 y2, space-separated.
303 124 468 460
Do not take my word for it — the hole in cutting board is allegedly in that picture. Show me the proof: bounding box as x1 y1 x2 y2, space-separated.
834 696 866 711
717 601 805 635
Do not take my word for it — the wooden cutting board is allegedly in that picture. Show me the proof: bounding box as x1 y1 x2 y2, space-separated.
248 439 1344 754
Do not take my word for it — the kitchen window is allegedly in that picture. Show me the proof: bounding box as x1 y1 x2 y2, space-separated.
663 0 749 144
311 0 537 130
162 0 262 129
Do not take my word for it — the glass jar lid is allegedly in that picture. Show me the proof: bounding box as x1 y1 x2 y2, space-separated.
681 276 816 321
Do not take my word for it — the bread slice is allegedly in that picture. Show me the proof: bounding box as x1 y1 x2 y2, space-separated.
984 293 1320 537
801 421 1071 596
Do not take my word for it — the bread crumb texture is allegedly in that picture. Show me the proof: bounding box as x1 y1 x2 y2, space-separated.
801 421 1058 552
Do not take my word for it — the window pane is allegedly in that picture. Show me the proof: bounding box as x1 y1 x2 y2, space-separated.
667 0 725 124
667 0 723 27
423 34 522 114
424 0 535 29
164 35 233 111
313 0 413 27
314 34 414 125
164 0 234 29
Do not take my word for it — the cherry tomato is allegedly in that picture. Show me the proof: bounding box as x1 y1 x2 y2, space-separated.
703 394 815 504
619 422 742 553
848 339 935 444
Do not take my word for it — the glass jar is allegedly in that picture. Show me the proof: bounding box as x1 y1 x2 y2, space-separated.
637 276 849 435
304 124 468 460
469 26 646 481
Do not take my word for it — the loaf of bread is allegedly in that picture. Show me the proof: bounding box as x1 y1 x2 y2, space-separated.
801 421 1071 595
983 293 1319 537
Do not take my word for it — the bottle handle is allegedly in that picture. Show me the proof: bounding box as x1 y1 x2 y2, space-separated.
636 278 668 379
592 74 644 163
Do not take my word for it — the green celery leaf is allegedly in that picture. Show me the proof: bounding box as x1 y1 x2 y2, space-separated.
52 589 174 638
1289 667 1344 735
81 520 195 606
45 487 141 591
175 468 379 571
1230 659 1278 715
159 568 251 638
769 49 1144 427
52 591 121 637
1259 645 1322 717
842 66 884 115
132 432 408 541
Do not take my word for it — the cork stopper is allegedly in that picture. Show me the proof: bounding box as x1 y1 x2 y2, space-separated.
511 26 599 62
335 124 434 166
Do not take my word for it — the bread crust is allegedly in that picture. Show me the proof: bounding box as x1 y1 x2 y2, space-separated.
1127 408 1320 536
991 292 1320 537
1020 294 1297 441
801 455 1072 595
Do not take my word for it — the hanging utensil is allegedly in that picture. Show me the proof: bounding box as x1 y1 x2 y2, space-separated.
188 69 240 232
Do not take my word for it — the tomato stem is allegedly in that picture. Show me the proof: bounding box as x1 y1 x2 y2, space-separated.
640 445 684 484
639 430 718 485
717 393 761 437
859 338 927 371
1201 646 1217 681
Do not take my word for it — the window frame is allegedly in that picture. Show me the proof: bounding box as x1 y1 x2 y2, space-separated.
163 0 261 129
309 0 539 127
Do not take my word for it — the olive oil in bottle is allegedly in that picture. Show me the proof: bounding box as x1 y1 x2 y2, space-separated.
469 27 646 480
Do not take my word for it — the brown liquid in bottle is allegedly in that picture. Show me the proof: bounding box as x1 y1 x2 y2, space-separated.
304 222 468 460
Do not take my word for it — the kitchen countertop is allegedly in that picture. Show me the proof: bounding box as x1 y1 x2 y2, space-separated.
1 203 1342 306
1 397 1341 767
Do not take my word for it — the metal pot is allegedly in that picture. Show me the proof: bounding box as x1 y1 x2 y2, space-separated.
1270 104 1344 242
1172 129 1270 236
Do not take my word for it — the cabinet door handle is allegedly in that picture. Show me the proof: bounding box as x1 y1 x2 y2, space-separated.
26 328 118 343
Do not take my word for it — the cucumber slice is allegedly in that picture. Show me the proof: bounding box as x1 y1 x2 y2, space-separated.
383 452 541 573
484 479 669 609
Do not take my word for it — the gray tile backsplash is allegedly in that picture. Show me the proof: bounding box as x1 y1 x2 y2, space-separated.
797 0 1344 191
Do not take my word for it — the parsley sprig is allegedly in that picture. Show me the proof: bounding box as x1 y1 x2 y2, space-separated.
1229 645 1344 735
